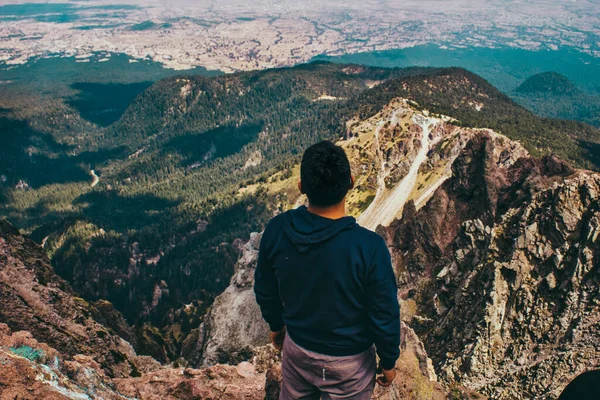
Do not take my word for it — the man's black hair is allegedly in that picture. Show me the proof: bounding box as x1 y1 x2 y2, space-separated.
300 140 352 207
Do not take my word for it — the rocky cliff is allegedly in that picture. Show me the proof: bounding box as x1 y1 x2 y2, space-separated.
383 124 600 398
0 220 144 378
181 232 274 368
420 173 600 399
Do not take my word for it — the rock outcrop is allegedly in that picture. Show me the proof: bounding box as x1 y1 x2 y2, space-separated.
385 128 600 398
0 322 133 399
0 220 143 378
0 321 272 400
114 362 268 400
430 173 600 399
182 232 273 368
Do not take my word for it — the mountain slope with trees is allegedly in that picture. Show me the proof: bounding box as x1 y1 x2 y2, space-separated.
1 62 600 361
513 71 600 128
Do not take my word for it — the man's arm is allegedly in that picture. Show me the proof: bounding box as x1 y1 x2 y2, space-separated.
366 237 400 376
254 226 285 334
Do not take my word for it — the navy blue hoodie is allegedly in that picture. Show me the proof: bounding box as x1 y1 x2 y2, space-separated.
254 206 400 370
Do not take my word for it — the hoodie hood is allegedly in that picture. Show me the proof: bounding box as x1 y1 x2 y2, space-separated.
281 206 356 253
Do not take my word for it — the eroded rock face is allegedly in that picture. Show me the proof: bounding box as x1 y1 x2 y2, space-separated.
431 173 600 399
0 220 142 378
183 232 272 367
385 130 599 398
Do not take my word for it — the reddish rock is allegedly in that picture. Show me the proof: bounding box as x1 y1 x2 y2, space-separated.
0 220 142 378
114 363 266 399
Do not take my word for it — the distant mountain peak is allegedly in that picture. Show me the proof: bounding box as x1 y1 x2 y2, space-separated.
516 71 579 95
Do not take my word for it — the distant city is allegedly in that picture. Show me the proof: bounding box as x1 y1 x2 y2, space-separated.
1 0 599 72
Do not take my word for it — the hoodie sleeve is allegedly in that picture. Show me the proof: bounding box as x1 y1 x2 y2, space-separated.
254 221 285 332
366 237 400 371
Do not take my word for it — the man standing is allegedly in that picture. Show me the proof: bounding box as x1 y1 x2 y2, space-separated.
255 140 400 399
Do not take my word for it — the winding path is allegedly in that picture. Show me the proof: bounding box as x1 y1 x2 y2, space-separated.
90 169 99 187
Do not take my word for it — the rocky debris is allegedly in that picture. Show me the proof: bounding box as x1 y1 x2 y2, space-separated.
0 323 130 399
385 128 597 398
0 322 269 400
0 220 143 378
251 344 281 373
183 232 271 367
114 362 266 400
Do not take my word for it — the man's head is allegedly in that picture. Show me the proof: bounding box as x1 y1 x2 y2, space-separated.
299 141 354 207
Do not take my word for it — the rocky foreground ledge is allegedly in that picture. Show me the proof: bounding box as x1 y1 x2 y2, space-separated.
0 321 269 399
0 322 451 400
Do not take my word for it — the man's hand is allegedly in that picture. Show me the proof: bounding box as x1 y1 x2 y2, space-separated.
376 366 396 387
269 327 286 351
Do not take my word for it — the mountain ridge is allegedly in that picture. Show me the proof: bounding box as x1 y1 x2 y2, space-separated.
513 71 600 129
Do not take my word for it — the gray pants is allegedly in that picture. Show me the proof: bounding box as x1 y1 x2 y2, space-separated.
280 334 376 400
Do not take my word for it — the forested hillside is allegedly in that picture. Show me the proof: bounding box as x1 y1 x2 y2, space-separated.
516 71 579 95
2 62 600 360
513 71 600 128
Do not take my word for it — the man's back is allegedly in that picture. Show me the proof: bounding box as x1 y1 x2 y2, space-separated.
255 205 400 372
